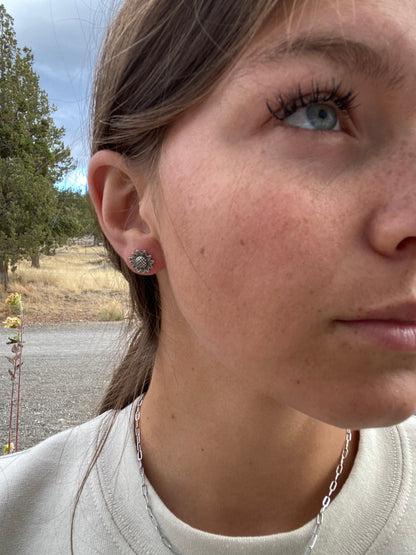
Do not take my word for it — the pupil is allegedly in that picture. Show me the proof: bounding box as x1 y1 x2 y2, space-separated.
319 109 328 120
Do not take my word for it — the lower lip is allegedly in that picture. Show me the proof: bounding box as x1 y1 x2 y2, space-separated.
337 320 416 352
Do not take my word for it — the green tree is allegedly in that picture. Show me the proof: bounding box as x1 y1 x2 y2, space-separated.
0 4 74 283
0 156 58 268
33 190 103 266
72 191 103 245
47 189 89 254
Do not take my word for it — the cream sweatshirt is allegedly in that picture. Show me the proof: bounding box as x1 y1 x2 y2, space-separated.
0 405 415 554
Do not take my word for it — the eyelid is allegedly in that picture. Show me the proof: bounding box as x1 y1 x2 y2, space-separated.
266 81 359 134
269 81 357 115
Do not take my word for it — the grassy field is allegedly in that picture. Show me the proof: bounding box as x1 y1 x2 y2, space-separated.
1 246 130 325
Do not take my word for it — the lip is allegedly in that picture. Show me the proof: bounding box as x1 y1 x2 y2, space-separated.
352 302 416 322
336 302 416 352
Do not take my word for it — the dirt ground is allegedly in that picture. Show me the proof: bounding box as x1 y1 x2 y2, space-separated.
0 322 124 452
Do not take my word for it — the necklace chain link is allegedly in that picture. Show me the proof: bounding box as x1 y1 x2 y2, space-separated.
303 429 351 555
135 396 180 554
134 394 351 555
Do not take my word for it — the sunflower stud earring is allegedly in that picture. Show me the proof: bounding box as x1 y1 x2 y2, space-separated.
129 250 154 274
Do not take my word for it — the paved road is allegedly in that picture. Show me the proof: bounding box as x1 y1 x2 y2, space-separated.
0 322 124 451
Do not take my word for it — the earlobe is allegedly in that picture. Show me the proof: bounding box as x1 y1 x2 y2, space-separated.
88 150 165 274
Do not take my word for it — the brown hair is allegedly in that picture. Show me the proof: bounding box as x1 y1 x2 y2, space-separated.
92 0 283 414
73 2 289 550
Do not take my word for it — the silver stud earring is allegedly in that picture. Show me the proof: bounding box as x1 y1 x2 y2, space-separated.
129 250 154 274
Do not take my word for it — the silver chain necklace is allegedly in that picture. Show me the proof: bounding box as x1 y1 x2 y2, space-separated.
134 394 352 555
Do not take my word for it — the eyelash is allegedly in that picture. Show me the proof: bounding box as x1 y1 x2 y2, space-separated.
266 81 358 124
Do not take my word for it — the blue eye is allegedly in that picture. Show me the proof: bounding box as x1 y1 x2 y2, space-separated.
284 103 340 131
266 82 357 134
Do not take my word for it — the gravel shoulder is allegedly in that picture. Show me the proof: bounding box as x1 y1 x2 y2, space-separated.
0 322 125 451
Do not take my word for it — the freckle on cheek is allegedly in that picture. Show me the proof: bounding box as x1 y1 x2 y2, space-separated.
240 239 245 246
200 247 205 256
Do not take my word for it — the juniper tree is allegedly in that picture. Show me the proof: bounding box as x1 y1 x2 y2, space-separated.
0 4 74 282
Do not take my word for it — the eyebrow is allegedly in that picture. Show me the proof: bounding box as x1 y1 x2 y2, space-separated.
249 35 406 89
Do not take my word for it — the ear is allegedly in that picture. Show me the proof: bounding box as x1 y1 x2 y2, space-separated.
88 150 165 274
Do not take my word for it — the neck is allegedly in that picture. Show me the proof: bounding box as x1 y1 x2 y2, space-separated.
139 364 358 536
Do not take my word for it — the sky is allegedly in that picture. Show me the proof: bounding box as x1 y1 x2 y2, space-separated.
2 0 117 191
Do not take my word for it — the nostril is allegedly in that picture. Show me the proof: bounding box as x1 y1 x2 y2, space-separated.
397 236 416 251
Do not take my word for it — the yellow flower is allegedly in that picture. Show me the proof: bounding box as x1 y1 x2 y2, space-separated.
3 317 21 329
5 293 21 305
5 293 22 315
2 443 15 455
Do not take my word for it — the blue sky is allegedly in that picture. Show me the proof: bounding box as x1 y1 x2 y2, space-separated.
2 0 116 191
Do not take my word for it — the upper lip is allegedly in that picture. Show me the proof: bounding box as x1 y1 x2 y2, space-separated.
340 302 416 323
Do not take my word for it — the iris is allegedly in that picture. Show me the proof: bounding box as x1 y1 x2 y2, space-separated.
306 103 338 130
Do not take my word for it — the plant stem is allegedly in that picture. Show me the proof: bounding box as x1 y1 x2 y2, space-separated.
8 372 15 454
15 315 23 452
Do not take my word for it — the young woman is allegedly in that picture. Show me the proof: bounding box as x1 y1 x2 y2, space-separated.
1 0 415 553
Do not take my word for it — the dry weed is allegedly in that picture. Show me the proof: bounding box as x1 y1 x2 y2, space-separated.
1 246 129 324
98 299 125 321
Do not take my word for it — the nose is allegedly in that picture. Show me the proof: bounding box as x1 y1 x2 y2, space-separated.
367 198 416 257
366 136 416 258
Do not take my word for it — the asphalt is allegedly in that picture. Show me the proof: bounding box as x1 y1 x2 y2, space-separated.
0 322 124 451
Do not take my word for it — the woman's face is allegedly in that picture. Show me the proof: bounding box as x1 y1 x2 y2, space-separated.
152 0 416 428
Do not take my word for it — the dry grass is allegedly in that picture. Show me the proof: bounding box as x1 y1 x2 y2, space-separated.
1 246 130 324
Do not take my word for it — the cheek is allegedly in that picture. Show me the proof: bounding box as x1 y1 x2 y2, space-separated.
155 110 360 358
157 154 332 330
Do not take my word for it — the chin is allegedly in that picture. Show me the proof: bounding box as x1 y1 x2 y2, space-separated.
314 370 416 429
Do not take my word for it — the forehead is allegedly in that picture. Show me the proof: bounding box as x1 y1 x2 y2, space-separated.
260 0 414 37
227 0 416 86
